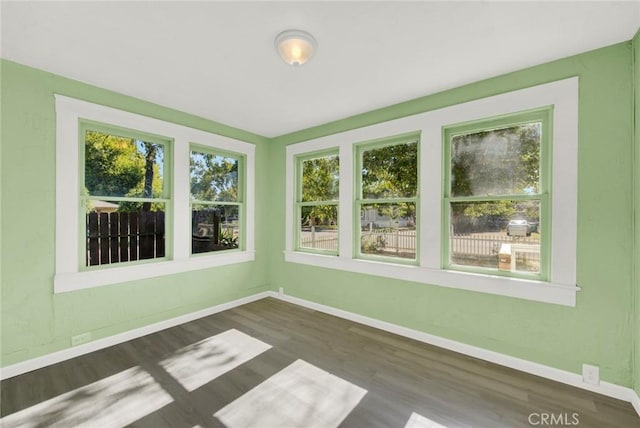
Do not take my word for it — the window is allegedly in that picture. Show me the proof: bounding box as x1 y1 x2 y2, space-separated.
356 136 419 261
285 78 578 306
443 108 551 279
55 95 255 293
295 151 339 254
190 147 244 254
82 122 171 267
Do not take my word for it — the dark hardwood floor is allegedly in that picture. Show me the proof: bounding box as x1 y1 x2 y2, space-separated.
1 297 638 427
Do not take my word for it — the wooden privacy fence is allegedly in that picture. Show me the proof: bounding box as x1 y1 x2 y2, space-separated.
86 211 165 266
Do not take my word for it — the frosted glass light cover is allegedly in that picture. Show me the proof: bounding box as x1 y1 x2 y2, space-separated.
275 30 317 66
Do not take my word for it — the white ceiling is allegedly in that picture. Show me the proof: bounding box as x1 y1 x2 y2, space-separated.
2 1 639 138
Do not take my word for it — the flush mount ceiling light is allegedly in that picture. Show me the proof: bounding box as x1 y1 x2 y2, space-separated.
275 30 317 66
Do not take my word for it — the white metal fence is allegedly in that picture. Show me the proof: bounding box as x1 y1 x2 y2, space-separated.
451 233 539 255
451 232 540 271
300 228 339 250
299 229 539 266
299 227 418 253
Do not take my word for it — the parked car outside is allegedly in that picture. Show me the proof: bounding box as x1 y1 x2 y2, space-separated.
506 219 531 237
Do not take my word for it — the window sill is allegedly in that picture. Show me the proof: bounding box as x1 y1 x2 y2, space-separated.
54 251 256 293
283 251 578 306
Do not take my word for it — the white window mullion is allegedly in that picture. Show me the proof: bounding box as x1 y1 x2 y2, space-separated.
173 138 191 260
285 146 295 253
245 147 256 253
420 126 442 269
338 143 353 259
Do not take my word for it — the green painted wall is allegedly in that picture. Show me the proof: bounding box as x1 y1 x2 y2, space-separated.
270 42 636 387
633 29 640 397
0 60 271 367
2 39 638 394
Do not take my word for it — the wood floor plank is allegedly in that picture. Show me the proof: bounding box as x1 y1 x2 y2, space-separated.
1 297 638 428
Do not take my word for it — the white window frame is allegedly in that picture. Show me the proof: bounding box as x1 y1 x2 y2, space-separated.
55 95 255 293
355 136 420 264
189 144 246 255
285 77 579 306
442 108 551 280
295 150 340 255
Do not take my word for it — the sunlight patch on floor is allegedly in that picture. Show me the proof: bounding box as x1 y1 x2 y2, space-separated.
214 359 367 428
404 412 448 428
0 366 173 428
160 328 272 391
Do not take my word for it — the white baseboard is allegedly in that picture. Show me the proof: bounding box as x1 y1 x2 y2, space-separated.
631 389 640 417
267 291 640 417
0 291 272 380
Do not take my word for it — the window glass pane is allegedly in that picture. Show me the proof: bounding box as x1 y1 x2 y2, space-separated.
192 204 240 254
299 205 338 251
85 201 165 266
451 123 541 197
301 155 339 202
362 141 417 199
449 200 540 274
85 130 164 198
190 151 239 202
360 202 416 259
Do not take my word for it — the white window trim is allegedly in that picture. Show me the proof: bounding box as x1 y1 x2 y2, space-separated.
55 95 255 293
285 77 579 306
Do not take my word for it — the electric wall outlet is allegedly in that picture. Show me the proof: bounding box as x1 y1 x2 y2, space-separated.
582 364 600 385
278 287 284 296
71 332 91 347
